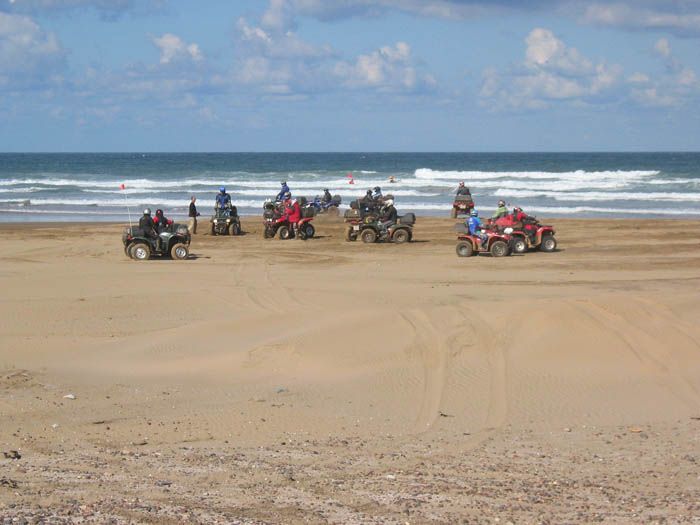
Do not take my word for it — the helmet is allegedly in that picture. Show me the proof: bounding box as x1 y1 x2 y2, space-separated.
156 208 164 216
220 187 226 193
374 186 381 192
498 200 505 206
513 206 521 213
385 199 394 206
459 181 465 186
323 188 329 192
470 210 478 216
281 181 287 186
284 192 291 199
366 189 372 195
143 208 151 215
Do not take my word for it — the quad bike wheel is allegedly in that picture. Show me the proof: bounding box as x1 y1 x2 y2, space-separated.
540 235 557 252
456 241 473 257
124 244 133 258
278 226 292 240
170 243 189 260
512 236 528 254
345 226 357 242
490 240 509 258
303 223 315 239
392 229 410 244
210 223 216 236
361 228 377 243
263 226 274 239
130 242 151 261
451 208 457 218
231 222 241 236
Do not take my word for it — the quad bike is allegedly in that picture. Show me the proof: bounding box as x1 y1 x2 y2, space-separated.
262 200 316 240
455 223 511 257
123 223 191 261
210 206 241 236
451 195 475 218
488 216 556 254
504 224 557 254
348 193 394 219
344 208 414 244
308 195 342 216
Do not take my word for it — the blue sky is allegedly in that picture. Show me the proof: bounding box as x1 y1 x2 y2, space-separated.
1 0 699 152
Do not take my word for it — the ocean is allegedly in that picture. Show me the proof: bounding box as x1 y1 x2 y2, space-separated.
1 152 699 222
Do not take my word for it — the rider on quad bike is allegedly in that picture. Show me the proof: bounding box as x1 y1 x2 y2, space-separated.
377 198 397 235
467 209 488 249
281 192 301 238
139 208 158 244
215 187 232 212
451 182 474 218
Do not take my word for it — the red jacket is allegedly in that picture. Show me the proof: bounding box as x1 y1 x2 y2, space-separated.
283 201 301 223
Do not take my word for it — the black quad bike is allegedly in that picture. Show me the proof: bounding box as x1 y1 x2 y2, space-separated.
344 209 415 244
123 223 191 261
211 206 241 236
451 195 475 218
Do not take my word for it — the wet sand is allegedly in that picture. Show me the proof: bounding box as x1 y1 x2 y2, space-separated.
1 216 699 523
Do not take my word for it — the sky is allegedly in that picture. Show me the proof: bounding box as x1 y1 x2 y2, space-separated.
1 0 699 152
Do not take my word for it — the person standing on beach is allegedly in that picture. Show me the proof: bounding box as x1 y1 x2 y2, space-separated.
188 196 200 234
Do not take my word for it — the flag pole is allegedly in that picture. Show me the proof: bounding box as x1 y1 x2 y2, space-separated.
121 183 132 228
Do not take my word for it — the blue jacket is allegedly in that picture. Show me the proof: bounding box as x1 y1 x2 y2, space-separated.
467 216 482 235
277 184 290 200
216 192 231 208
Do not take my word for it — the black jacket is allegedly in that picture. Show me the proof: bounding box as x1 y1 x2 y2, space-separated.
189 201 198 217
456 186 471 196
139 215 157 236
380 205 397 222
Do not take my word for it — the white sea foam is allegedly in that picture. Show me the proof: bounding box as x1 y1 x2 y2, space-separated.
415 168 660 181
494 189 700 202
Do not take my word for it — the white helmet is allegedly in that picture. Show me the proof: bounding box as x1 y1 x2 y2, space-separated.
385 199 394 206
143 208 151 215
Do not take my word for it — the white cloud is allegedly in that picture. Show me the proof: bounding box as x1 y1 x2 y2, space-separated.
333 41 434 91
4 0 167 19
236 18 333 60
480 28 621 110
653 38 671 59
627 72 650 84
0 13 66 87
524 28 594 75
151 33 202 64
631 87 676 107
580 3 700 36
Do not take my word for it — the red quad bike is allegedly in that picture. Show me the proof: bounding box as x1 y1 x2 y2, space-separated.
451 195 475 218
262 200 315 240
343 208 414 244
489 217 557 254
455 223 512 257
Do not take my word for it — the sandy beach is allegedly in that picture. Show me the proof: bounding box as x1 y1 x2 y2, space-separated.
1 216 699 524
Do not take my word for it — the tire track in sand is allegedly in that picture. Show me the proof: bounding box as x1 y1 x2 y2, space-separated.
401 307 509 434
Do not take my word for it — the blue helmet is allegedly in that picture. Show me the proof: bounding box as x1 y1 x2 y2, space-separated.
219 187 226 193
471 209 478 217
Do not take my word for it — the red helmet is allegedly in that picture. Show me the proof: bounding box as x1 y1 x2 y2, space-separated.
459 181 465 186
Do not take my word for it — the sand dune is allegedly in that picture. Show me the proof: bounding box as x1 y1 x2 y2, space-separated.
1 216 699 523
